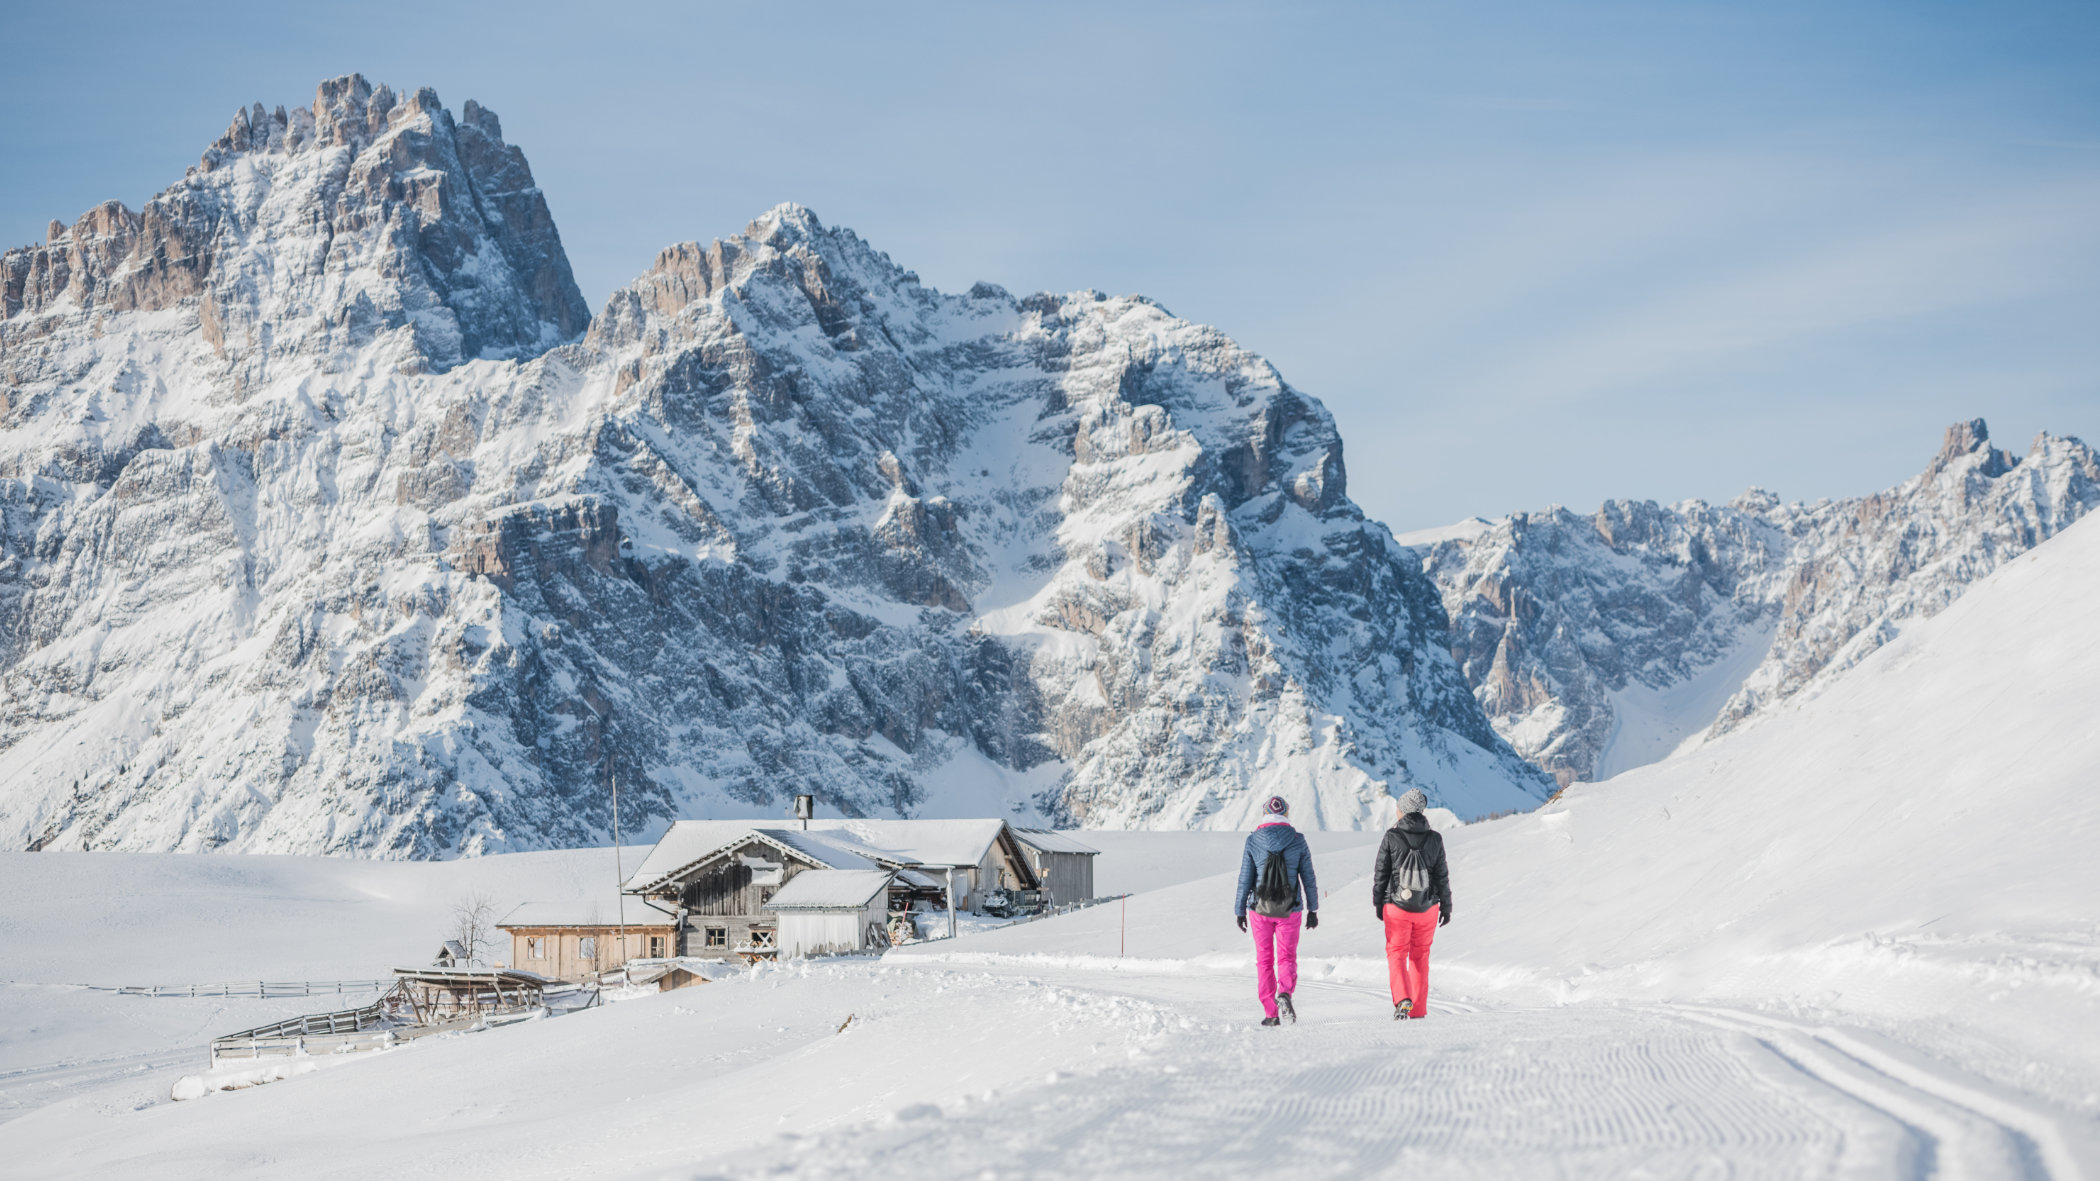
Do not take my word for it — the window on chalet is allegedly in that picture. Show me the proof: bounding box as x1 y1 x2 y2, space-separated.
579 936 597 960
527 937 545 960
704 926 727 948
648 935 667 957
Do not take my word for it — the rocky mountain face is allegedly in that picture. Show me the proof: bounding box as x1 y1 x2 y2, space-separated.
1410 421 2100 786
0 76 1550 855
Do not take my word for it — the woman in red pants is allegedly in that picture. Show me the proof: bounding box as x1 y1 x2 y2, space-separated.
1371 788 1451 1019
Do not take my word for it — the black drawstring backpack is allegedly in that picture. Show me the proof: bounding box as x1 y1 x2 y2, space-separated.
1253 849 1295 917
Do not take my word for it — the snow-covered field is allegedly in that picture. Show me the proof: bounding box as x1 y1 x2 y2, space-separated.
3 517 2097 1178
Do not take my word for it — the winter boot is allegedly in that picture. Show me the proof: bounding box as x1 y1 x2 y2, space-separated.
1277 992 1296 1024
1395 999 1412 1021
1260 1016 1281 1027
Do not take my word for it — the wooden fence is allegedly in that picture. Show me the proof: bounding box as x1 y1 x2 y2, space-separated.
108 980 393 998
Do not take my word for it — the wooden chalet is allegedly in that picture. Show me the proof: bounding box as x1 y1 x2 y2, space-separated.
495 899 678 982
621 815 1043 959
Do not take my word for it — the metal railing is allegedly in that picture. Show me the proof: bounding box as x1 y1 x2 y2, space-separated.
903 893 1131 942
991 892 1129 929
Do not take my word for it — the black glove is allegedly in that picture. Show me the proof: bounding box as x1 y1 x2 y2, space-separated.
1236 915 1248 933
1439 906 1451 927
1304 911 1319 930
1374 903 1385 920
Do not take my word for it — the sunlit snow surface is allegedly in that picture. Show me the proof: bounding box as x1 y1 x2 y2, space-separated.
2 517 2096 1177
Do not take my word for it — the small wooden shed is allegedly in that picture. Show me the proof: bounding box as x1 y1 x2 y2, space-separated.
762 869 894 957
1011 829 1100 907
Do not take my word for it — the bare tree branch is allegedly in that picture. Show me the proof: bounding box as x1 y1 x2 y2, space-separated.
450 892 496 965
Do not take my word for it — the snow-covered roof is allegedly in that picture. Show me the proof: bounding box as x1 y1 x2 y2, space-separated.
623 825 885 891
1012 828 1101 856
391 967 549 984
497 899 677 928
623 821 780 889
624 818 1014 892
763 828 887 872
796 819 1010 869
762 870 894 911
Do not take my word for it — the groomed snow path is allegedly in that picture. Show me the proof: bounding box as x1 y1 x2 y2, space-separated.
751 964 2092 1181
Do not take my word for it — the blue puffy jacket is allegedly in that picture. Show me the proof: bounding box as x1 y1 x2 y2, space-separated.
1235 821 1319 918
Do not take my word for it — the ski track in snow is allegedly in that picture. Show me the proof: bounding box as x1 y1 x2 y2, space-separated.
1671 1004 2098 1181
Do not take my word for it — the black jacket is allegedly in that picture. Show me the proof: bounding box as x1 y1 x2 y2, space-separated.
1371 813 1452 916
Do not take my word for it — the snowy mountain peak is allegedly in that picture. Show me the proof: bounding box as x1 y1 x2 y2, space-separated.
3 74 587 378
0 87 1551 855
1925 416 2016 481
1417 419 2100 786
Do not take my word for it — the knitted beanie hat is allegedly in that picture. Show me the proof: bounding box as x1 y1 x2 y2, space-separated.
1263 795 1290 817
1397 788 1429 815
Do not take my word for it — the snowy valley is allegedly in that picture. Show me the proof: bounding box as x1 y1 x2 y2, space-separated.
1 25 2094 1181
3 512 2097 1178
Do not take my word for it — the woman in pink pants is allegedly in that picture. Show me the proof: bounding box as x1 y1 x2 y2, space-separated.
1371 788 1451 1019
1234 796 1320 1026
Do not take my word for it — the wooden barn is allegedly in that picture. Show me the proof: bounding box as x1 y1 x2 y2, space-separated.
621 816 1044 959
1011 828 1100 906
494 900 677 982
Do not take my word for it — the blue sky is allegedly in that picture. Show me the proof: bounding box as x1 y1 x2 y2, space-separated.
4 1 2095 530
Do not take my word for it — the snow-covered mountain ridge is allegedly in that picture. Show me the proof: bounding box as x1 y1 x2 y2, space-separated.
0 75 1550 855
1410 419 2100 785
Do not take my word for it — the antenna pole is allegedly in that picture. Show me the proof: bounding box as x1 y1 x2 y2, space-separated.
613 768 630 971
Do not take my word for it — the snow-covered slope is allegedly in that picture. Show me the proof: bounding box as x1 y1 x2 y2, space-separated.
0 76 1548 856
1439 509 2100 1085
1415 419 2099 785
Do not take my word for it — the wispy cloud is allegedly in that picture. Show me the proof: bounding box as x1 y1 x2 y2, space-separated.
1447 173 2100 407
